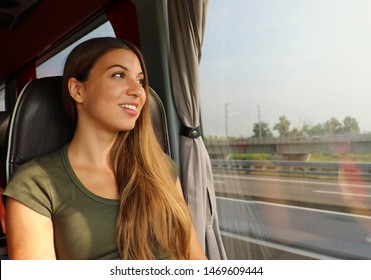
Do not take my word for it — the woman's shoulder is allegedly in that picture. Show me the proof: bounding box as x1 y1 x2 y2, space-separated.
13 147 64 176
3 147 66 218
5 146 67 192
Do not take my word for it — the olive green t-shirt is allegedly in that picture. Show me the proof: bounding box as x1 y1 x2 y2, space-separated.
4 145 177 260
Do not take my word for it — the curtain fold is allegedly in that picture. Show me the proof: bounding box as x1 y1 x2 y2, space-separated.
168 0 226 259
105 0 140 47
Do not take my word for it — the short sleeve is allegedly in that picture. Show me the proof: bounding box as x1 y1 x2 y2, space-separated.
3 161 52 218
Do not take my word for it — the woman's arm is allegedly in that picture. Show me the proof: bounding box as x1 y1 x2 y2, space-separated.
175 178 207 260
6 198 56 259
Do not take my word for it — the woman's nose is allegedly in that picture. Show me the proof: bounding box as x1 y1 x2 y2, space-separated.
127 79 144 96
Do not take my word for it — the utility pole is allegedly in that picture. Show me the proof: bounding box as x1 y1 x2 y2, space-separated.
225 103 228 139
258 105 262 138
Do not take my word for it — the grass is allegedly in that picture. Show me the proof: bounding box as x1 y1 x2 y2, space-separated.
229 154 271 160
309 153 371 163
229 153 371 163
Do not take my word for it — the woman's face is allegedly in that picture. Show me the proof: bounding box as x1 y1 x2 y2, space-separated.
76 48 146 133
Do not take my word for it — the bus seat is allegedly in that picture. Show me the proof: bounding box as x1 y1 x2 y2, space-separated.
0 111 11 242
4 76 170 184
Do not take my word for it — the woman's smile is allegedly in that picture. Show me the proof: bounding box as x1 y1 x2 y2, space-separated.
119 103 138 116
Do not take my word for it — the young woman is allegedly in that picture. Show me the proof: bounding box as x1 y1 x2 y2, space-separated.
4 37 206 260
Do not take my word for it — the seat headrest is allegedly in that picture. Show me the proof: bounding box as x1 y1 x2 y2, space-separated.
6 76 74 182
5 76 170 183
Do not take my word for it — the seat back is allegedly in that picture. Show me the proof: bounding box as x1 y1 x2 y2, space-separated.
5 76 170 183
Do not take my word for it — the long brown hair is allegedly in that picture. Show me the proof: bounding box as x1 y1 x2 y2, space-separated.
62 37 191 259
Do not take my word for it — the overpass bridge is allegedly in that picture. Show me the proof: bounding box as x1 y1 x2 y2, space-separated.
205 134 371 160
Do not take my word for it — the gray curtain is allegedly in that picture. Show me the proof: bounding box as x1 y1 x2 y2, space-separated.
168 0 227 259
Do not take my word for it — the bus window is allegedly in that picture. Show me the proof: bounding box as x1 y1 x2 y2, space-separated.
200 0 371 259
36 21 115 78
0 84 5 112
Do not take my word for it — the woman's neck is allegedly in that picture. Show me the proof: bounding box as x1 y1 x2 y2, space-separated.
67 128 120 200
68 125 118 169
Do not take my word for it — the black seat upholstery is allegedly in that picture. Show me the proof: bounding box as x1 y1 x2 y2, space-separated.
5 76 170 183
5 77 74 183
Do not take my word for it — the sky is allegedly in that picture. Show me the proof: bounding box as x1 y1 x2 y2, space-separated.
199 0 371 138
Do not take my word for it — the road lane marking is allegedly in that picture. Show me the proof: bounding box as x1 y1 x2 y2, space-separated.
216 196 371 220
220 231 338 260
214 173 371 188
314 190 371 198
213 180 224 184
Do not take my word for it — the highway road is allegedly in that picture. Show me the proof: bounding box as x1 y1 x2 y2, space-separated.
213 173 371 211
213 173 371 259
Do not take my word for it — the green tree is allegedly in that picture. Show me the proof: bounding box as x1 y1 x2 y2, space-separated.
252 121 273 138
289 127 301 137
273 115 291 137
300 123 310 136
342 116 360 134
324 117 342 134
307 123 325 136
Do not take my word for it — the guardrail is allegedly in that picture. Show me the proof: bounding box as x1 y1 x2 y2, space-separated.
210 159 371 180
205 134 371 157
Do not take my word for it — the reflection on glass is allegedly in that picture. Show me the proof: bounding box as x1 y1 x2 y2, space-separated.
200 0 371 259
0 84 5 112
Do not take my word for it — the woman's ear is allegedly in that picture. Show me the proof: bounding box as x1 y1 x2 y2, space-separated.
68 77 84 103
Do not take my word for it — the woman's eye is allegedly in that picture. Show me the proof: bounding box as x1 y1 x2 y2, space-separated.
113 72 124 78
137 78 145 86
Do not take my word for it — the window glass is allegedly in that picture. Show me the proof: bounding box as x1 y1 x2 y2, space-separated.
0 83 5 111
200 0 371 259
36 21 115 78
